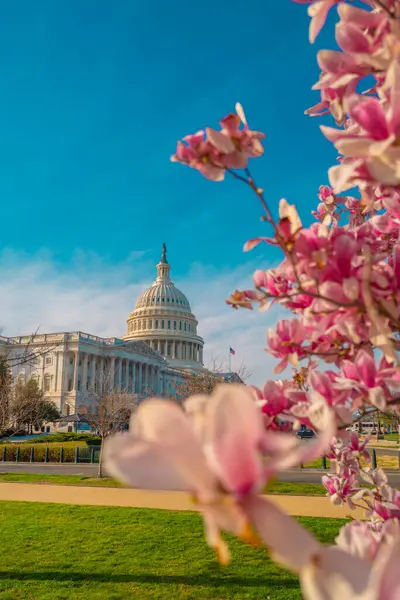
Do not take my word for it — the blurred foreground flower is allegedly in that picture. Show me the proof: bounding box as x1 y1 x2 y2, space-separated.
104 384 335 564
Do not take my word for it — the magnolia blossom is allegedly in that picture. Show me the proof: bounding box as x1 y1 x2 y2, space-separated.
171 103 264 181
245 495 400 600
104 384 335 564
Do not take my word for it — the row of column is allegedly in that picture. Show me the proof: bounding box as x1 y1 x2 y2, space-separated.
54 351 163 396
146 339 203 363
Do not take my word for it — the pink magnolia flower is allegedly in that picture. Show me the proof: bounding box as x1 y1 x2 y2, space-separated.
336 519 400 564
337 350 399 410
171 104 265 181
322 63 400 190
322 471 362 508
244 495 400 600
104 384 335 564
292 0 344 43
267 319 307 373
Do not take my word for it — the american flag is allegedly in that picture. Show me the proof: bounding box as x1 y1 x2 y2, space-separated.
229 347 236 355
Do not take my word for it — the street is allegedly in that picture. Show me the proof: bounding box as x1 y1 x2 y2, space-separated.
1 462 400 486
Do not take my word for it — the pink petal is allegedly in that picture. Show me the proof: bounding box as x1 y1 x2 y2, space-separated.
355 350 376 388
348 96 390 141
125 399 218 498
206 128 235 154
242 495 320 571
243 237 269 252
204 385 265 495
308 0 335 44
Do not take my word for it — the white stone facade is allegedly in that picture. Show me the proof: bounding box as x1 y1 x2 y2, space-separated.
0 332 186 415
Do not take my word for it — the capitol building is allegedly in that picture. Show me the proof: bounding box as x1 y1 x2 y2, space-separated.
0 245 209 417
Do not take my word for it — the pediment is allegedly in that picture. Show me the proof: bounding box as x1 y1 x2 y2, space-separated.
121 340 166 363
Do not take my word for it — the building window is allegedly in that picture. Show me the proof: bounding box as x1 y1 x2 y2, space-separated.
79 359 82 367
184 322 187 331
161 320 165 329
155 320 158 329
86 379 90 390
179 321 182 330
188 324 191 332
167 298 170 302
160 341 165 355
44 377 51 392
69 357 73 365
149 320 152 329
174 321 177 330
67 378 73 392
168 320 171 329
77 380 81 391
45 355 52 366
167 342 172 356
66 404 71 416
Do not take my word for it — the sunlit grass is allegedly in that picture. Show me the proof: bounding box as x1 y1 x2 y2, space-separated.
0 501 347 600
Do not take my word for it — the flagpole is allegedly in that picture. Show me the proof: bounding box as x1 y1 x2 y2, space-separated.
228 348 231 373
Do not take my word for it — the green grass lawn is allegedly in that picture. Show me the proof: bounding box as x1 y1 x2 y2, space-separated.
0 501 346 600
0 472 327 495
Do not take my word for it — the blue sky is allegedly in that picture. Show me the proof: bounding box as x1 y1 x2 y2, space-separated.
0 0 340 383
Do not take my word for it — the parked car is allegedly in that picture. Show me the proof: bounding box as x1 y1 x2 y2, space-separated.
296 429 316 439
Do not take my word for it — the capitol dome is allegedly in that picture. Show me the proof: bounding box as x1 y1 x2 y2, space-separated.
123 244 204 372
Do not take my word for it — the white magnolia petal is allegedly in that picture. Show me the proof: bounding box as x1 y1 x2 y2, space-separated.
103 435 190 491
183 394 210 442
242 495 320 572
301 547 373 600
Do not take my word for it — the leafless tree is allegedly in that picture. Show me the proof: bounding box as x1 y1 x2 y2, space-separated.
81 365 140 477
206 353 251 381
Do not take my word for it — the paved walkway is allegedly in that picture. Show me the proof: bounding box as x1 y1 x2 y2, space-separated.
0 482 365 519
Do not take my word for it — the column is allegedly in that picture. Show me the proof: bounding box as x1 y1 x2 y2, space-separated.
73 351 79 391
54 352 60 391
200 347 203 364
117 359 122 390
99 357 105 392
156 367 160 394
91 356 96 391
138 363 143 393
110 357 116 390
131 361 136 394
82 353 88 393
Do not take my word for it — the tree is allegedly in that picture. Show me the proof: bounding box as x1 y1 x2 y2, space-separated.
81 367 139 477
174 371 222 402
0 359 13 435
12 378 60 434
